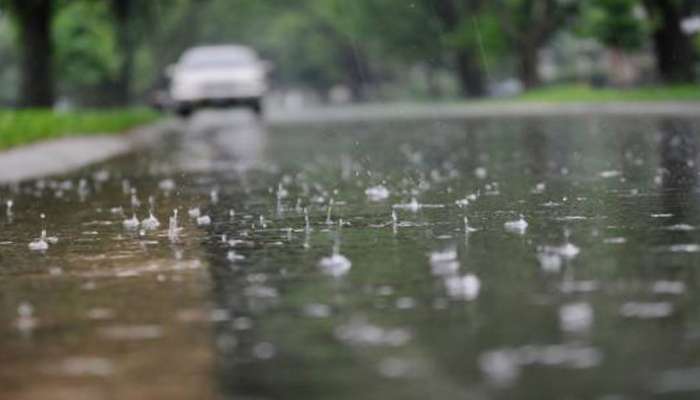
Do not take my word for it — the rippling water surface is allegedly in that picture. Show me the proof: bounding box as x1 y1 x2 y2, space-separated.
2 111 700 399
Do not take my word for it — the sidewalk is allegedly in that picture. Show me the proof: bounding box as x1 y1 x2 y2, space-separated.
0 119 175 184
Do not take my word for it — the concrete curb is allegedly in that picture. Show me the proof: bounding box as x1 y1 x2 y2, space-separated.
0 118 176 184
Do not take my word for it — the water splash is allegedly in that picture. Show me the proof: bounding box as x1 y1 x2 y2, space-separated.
559 302 594 333
196 215 212 226
123 214 140 229
304 207 311 232
130 188 140 208
504 214 528 234
318 220 351 276
188 207 201 218
394 198 420 212
365 185 390 201
29 213 50 251
429 247 459 276
15 301 37 333
140 196 160 230
463 216 477 233
325 198 334 225
168 209 181 241
444 274 480 301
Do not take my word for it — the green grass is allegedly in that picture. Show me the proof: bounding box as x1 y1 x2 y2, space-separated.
0 108 160 149
515 83 700 102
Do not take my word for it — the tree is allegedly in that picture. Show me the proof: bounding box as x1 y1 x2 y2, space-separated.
642 0 696 83
581 0 647 51
430 0 487 97
4 0 55 107
496 0 579 89
53 1 120 106
109 0 133 105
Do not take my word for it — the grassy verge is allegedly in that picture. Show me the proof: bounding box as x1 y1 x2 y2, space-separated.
515 84 700 102
0 108 160 150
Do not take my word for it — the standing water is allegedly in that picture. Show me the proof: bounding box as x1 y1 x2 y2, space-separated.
1 112 700 399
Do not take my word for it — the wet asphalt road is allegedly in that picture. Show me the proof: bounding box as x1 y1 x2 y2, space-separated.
2 109 700 399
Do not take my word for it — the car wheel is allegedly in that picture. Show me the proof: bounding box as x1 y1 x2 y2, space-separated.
250 99 263 117
176 106 194 118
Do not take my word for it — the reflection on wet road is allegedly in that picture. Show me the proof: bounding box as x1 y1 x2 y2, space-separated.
2 110 700 399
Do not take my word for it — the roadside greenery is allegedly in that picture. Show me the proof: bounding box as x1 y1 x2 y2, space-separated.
0 108 159 149
0 0 699 107
516 84 700 102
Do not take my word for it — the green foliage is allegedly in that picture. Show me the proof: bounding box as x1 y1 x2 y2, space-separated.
579 0 648 50
0 14 17 104
0 0 695 105
0 108 159 149
54 1 120 89
516 83 700 102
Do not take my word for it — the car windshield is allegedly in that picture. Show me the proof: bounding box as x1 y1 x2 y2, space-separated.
180 49 256 68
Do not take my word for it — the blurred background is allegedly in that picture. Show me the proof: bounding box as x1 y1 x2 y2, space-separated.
0 0 699 111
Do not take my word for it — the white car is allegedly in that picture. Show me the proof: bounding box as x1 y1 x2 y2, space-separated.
168 45 269 117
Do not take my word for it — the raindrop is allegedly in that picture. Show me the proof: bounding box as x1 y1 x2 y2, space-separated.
29 213 50 251
319 252 351 276
140 213 160 230
15 301 37 332
252 342 277 360
504 214 528 234
651 281 685 295
227 250 245 261
537 251 562 273
325 198 334 225
474 167 488 180
620 302 673 319
393 197 421 212
559 302 593 333
455 197 470 207
130 188 140 208
196 215 212 226
168 209 180 241
365 185 390 201
444 274 480 301
463 216 477 233
158 178 176 192
303 303 331 318
319 224 351 277
123 214 140 230
188 207 201 218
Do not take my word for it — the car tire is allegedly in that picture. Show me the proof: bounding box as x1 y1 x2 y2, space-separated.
176 105 194 118
250 99 263 117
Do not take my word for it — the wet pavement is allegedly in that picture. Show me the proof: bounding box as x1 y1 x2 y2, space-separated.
2 109 700 399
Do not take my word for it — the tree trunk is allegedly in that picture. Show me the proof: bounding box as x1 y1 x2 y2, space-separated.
518 44 540 90
644 0 695 83
425 66 443 98
111 0 133 105
432 0 486 98
12 0 54 108
455 49 485 97
338 42 371 102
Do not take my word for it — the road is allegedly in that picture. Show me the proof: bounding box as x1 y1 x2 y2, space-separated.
1 108 700 399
